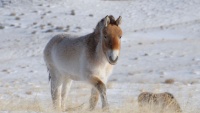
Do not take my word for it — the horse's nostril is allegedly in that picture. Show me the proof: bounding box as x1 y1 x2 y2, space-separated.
109 56 118 63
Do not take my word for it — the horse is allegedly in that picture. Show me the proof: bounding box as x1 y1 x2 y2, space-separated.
43 15 122 111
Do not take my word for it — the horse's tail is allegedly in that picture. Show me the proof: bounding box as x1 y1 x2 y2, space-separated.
46 67 51 81
48 69 51 81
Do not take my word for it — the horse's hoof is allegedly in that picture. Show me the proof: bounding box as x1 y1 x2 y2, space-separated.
88 107 94 111
102 106 109 112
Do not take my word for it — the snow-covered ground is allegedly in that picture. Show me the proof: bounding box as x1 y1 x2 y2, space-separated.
0 0 200 112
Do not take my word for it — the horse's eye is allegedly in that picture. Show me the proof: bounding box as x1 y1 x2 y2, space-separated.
104 36 107 39
119 36 122 39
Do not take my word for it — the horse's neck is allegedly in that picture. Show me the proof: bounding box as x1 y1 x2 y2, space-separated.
96 37 105 60
87 32 107 65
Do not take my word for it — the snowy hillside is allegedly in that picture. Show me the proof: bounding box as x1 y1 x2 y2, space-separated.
0 0 200 112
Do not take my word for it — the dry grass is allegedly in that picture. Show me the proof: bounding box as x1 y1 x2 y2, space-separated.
0 98 50 112
164 79 175 84
55 26 64 30
138 92 182 113
45 29 54 33
89 14 94 17
71 10 75 15
10 12 16 16
15 17 20 20
0 25 5 29
0 97 198 113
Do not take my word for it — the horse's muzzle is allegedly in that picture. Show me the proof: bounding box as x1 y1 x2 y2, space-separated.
109 56 118 65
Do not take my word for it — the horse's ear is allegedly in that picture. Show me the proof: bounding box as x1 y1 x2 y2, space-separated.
104 15 110 27
109 15 115 24
116 16 122 26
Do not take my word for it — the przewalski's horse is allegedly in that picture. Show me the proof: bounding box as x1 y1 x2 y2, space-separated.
43 15 122 111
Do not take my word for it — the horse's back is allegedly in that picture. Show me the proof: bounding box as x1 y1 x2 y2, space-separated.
44 34 87 79
44 34 72 65
44 34 83 60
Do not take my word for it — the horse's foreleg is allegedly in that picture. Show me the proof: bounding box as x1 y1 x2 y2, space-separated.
61 78 72 111
50 73 63 111
89 87 99 110
90 76 109 110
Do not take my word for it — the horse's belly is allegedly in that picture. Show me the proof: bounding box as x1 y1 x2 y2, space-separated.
56 59 84 80
50 42 87 80
52 50 86 81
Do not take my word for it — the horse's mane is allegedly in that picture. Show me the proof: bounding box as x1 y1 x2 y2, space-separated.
94 15 118 33
100 15 117 25
108 15 118 25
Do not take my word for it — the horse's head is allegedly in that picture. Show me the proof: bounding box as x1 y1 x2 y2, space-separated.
95 15 122 65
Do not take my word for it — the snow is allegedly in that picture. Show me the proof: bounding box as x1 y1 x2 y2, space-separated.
0 0 200 112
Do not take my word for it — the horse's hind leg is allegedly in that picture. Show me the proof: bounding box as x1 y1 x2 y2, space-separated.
89 87 99 110
61 78 72 111
90 76 108 110
50 69 63 111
